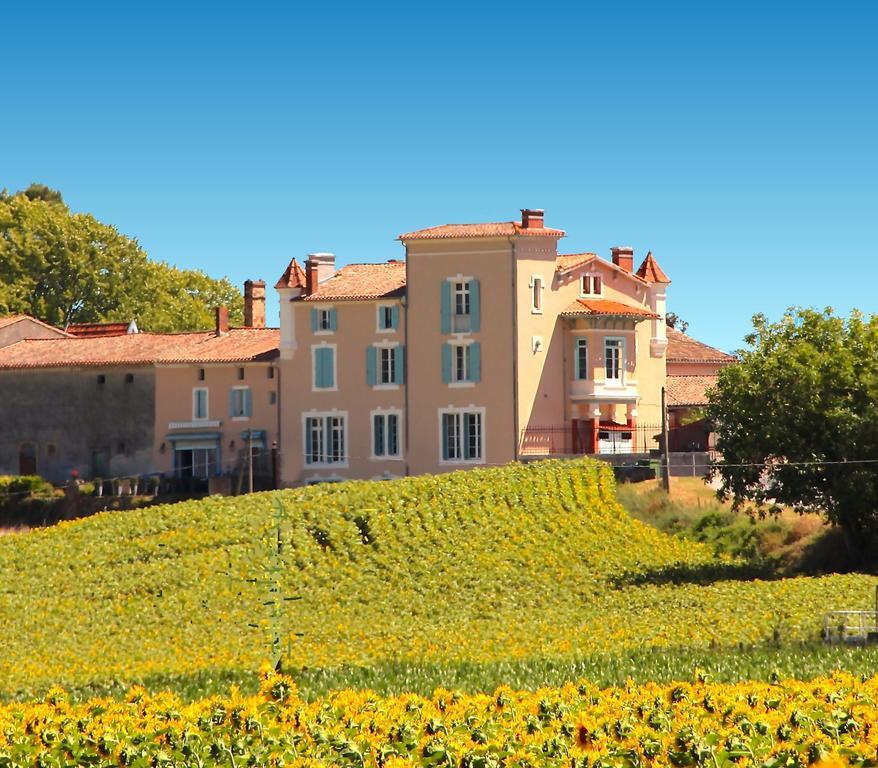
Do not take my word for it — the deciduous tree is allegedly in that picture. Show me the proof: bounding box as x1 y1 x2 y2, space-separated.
709 307 878 555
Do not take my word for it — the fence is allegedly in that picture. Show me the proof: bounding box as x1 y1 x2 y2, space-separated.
823 611 878 644
519 423 664 457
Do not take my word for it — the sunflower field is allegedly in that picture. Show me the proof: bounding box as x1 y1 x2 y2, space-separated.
1 669 877 768
0 459 875 699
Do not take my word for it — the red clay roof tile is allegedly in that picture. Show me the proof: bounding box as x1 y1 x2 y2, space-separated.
275 258 307 289
399 221 565 241
0 328 279 369
560 298 659 319
666 327 736 363
299 261 406 302
67 322 135 338
666 374 719 407
635 251 671 283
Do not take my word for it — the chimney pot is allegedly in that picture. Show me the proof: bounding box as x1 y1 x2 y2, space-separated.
611 246 634 273
520 208 545 229
243 279 266 328
215 306 230 336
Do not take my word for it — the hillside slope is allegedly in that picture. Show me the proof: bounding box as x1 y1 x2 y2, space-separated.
0 459 873 697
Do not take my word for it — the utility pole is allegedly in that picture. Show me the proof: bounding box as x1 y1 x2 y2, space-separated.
247 430 254 494
661 386 671 493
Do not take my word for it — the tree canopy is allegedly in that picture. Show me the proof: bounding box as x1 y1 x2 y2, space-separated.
709 307 878 554
0 186 243 331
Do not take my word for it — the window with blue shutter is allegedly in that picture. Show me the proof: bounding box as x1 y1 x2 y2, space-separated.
468 343 481 382
395 345 405 384
469 279 480 332
228 389 236 417
440 282 452 334
328 308 337 331
366 346 377 386
243 388 252 417
441 343 452 384
390 304 399 329
314 347 335 389
373 413 385 456
310 309 319 332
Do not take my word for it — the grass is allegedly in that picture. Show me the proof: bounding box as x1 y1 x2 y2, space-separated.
0 459 874 701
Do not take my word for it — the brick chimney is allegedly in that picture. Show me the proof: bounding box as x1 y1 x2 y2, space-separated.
611 246 634 273
305 253 335 296
215 306 230 336
243 279 266 328
520 208 545 229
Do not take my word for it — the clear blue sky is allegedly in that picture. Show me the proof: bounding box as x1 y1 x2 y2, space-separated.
2 1 875 352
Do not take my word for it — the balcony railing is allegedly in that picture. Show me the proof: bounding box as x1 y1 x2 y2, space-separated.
168 419 222 430
520 422 663 456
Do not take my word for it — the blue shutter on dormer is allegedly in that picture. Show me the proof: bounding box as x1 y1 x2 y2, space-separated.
440 282 452 334
329 308 338 331
390 304 399 329
469 280 481 332
310 309 319 332
395 345 405 384
469 343 481 382
366 346 377 386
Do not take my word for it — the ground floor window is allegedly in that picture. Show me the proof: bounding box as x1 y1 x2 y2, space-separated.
305 414 346 465
372 411 401 458
440 409 484 462
175 447 217 479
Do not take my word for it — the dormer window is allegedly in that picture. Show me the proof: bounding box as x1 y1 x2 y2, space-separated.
581 275 602 297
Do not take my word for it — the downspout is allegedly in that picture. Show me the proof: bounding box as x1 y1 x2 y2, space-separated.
511 236 520 462
403 244 410 477
275 359 282 487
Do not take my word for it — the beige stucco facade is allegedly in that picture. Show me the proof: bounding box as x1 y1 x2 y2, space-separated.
154 362 280 481
276 210 673 486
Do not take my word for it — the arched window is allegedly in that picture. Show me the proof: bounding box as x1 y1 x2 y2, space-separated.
18 443 37 476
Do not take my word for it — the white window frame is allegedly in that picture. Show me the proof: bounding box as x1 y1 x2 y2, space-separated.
530 275 543 314
311 343 338 392
604 337 625 383
574 337 589 380
447 275 473 333
314 306 335 336
302 410 349 468
192 387 209 421
372 339 400 390
449 339 475 388
438 406 486 466
376 302 397 334
580 274 603 297
370 407 404 461
230 385 250 421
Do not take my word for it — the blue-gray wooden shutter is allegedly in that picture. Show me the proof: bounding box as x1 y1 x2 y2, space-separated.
329 308 338 331
441 413 449 460
390 304 399 329
366 346 377 386
469 280 481 332
323 348 334 387
440 282 451 334
468 343 481 382
395 345 405 384
228 389 236 416
243 388 252 417
373 413 384 456
441 343 452 384
310 308 319 332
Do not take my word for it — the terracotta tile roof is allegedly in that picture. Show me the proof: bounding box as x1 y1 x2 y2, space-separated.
399 221 565 241
0 314 70 336
275 258 307 289
66 321 136 338
666 374 719 407
560 298 659 319
299 261 407 302
0 328 279 370
635 251 671 283
555 253 597 272
667 327 736 363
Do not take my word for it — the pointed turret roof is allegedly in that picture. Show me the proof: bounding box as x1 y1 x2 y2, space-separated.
635 251 671 283
275 258 307 289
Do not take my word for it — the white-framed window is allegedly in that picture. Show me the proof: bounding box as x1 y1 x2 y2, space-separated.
192 387 209 420
530 275 543 313
230 386 251 419
367 342 404 387
574 338 589 380
440 408 485 463
312 344 337 391
379 346 395 385
442 342 480 386
377 303 398 332
310 307 337 334
453 343 468 382
605 337 624 382
580 274 602 297
303 411 347 466
371 409 402 459
453 281 470 317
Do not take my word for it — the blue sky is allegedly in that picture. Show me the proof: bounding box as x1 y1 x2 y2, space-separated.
1 1 875 352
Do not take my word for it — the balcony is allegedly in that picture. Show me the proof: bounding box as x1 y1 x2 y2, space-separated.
569 378 639 401
168 419 222 430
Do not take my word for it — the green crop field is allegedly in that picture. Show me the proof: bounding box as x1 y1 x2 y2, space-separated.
0 458 875 701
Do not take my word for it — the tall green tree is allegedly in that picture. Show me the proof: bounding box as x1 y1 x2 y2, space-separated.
0 186 243 330
709 307 878 555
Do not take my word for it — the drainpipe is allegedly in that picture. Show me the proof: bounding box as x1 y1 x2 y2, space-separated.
511 237 520 461
403 245 411 478
274 361 282 488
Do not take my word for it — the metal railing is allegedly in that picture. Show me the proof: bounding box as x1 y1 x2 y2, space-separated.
823 611 878 644
519 423 663 457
